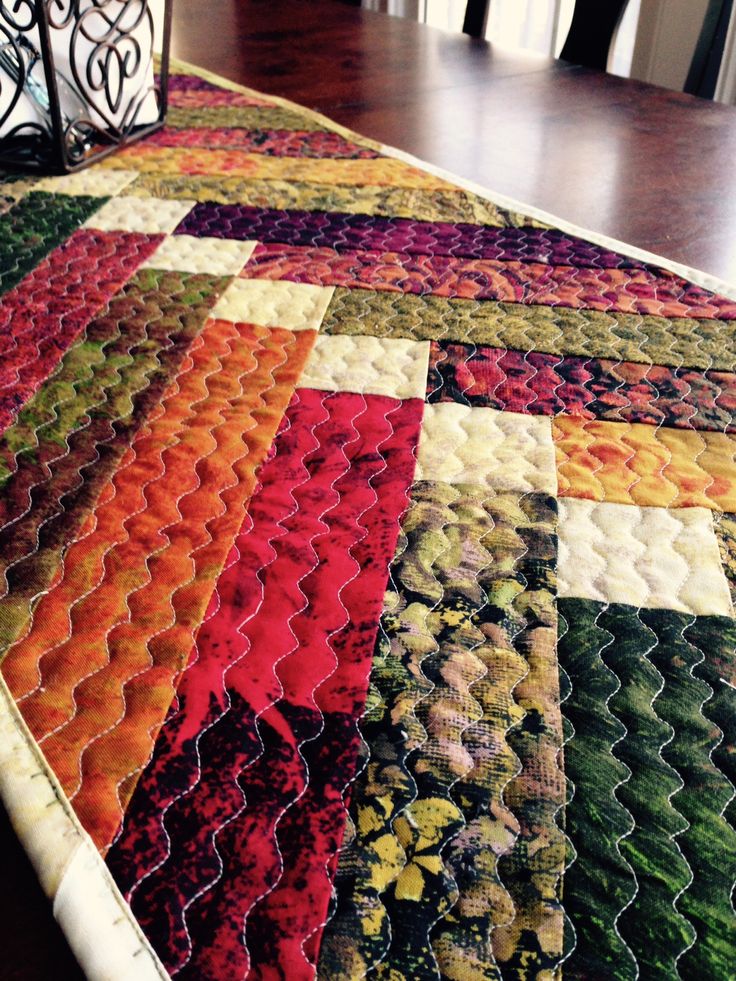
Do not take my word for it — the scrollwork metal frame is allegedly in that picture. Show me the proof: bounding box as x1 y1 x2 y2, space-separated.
0 0 171 173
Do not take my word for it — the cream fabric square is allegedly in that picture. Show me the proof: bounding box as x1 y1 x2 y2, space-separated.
298 335 429 400
141 235 257 276
558 497 733 616
83 195 195 234
211 278 334 331
415 403 556 494
35 169 140 197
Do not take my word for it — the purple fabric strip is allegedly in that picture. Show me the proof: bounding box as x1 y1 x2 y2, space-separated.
175 203 649 269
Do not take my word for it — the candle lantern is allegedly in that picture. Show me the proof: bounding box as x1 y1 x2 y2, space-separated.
0 0 171 173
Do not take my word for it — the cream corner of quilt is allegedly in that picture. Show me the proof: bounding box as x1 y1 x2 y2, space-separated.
0 676 168 981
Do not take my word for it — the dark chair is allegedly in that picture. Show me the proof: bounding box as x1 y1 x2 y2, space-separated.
685 0 735 98
463 0 631 74
559 0 630 70
462 0 490 38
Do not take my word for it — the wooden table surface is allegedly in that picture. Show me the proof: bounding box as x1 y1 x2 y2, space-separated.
170 0 736 284
5 3 736 979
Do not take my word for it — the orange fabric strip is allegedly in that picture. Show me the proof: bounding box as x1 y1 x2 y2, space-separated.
2 317 315 852
101 144 454 189
554 415 736 510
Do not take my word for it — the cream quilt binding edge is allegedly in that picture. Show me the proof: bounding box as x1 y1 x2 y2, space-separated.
0 674 169 980
2 53 735 981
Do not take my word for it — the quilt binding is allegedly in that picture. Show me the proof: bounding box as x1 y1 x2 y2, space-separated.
1 53 734 981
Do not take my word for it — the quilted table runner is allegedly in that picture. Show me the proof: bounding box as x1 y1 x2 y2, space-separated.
1 58 735 981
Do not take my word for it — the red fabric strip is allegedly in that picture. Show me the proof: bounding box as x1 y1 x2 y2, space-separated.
0 228 162 434
107 387 422 980
427 341 736 432
242 241 736 318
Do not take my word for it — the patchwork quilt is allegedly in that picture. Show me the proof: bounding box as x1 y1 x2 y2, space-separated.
1 60 735 981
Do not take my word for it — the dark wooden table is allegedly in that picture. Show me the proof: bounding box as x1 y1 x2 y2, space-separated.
5 3 736 979
168 0 736 284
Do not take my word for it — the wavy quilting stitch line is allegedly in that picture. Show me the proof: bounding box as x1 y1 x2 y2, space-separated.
174 391 419 981
560 602 736 980
171 386 346 980
0 269 228 670
105 388 321 975
0 309 157 658
318 479 451 980
423 484 522 981
246 395 423 979
320 483 563 980
238 389 369 978
320 288 736 372
175 212 733 317
146 127 382 158
128 173 523 225
106 315 304 733
556 599 638 978
315 538 420 978
554 297 734 979
0 228 164 434
597 605 695 977
427 342 736 432
554 604 576 972
552 293 723 519
650 612 736 978
347 479 472 981
65 321 289 820
102 387 422 976
683 616 736 964
4 319 236 750
242 243 598 306
3 316 315 852
298 391 419 965
557 499 734 616
482 492 565 980
553 415 736 510
77 322 313 844
179 206 658 269
199 238 736 319
233 390 375 978
0 191 106 297
245 246 649 312
315 338 564 977
243 239 650 278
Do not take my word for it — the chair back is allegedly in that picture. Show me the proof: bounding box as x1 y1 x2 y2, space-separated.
463 0 630 73
559 0 630 70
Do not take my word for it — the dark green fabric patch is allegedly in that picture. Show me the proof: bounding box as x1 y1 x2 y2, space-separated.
0 191 105 296
559 599 736 981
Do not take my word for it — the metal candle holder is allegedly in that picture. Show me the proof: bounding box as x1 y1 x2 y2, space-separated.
0 0 171 173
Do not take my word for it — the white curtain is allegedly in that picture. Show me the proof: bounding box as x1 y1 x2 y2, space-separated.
360 0 642 77
483 0 572 56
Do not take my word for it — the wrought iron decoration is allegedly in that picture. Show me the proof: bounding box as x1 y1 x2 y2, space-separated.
0 0 171 172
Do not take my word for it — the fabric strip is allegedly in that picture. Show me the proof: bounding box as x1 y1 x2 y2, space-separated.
107 387 423 979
